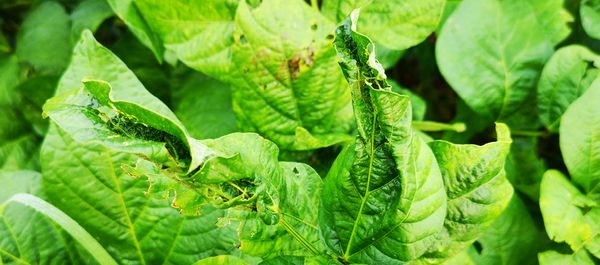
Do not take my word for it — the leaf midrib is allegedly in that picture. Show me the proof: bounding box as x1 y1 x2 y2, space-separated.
343 114 377 259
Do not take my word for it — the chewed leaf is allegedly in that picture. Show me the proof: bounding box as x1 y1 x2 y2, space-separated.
43 31 214 173
320 10 446 263
419 123 514 262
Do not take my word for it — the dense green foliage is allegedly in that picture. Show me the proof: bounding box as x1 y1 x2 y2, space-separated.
0 0 599 264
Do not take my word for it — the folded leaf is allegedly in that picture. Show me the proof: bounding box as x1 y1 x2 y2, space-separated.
418 123 513 262
560 78 600 193
320 11 446 263
537 45 600 131
44 30 213 173
437 0 572 120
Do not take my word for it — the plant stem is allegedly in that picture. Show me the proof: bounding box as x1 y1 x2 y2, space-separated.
511 130 548 137
412 121 467 133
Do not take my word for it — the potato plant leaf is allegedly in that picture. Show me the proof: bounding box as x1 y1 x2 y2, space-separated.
320 11 447 263
560 78 600 194
537 45 600 131
437 0 572 120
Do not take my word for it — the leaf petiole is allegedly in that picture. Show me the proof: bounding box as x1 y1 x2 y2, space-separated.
412 121 467 133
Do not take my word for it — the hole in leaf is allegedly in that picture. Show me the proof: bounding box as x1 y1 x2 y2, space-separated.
239 34 247 45
311 23 318 31
326 34 334 40
473 241 483 254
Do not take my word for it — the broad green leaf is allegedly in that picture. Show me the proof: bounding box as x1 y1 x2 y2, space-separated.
581 0 600 40
0 171 92 265
560 78 600 193
436 0 572 120
172 74 237 139
540 170 600 253
537 45 600 130
133 0 238 77
70 0 114 43
320 11 446 263
16 1 71 75
418 123 513 263
322 0 446 50
106 0 164 61
539 250 595 265
228 0 353 151
470 195 542 265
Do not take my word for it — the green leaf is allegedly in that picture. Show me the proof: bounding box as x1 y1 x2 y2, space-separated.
504 136 546 201
436 0 572 120
228 0 353 150
540 170 600 253
0 171 92 264
320 11 446 263
560 78 600 193
581 0 600 40
537 45 600 131
322 0 446 50
172 74 237 140
539 250 595 265
70 0 114 43
44 30 213 173
0 55 39 171
2 193 118 265
470 194 543 265
106 0 165 61
133 0 238 77
16 1 71 75
419 123 513 263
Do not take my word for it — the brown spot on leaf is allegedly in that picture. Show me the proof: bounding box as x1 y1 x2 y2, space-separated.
288 46 314 80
